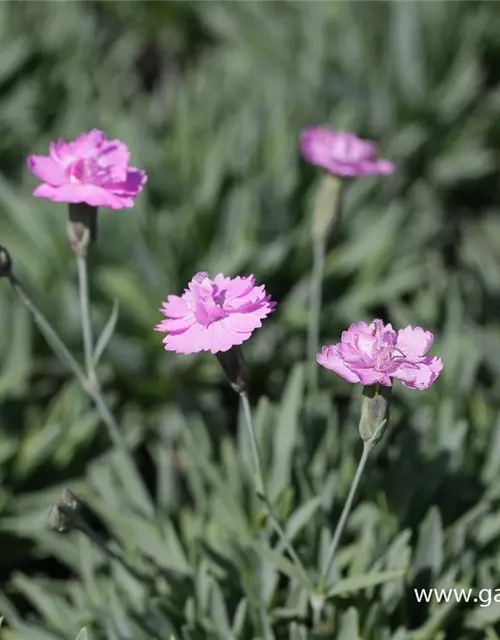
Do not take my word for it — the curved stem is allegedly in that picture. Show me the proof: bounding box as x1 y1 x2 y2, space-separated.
319 441 371 591
240 392 312 589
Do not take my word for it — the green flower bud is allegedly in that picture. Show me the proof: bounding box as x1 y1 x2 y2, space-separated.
358 384 392 449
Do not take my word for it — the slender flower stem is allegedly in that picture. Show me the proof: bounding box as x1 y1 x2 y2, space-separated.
319 441 371 591
76 252 96 386
240 392 312 589
240 392 265 496
8 273 123 451
76 520 147 581
306 175 343 395
307 234 326 393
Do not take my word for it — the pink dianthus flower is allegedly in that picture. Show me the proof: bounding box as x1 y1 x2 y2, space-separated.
300 127 395 178
155 272 276 354
317 319 443 390
27 129 147 209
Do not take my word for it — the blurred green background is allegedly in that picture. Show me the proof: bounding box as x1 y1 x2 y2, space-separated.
1 1 500 638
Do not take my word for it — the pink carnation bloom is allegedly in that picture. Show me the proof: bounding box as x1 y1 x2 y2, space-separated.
300 127 395 177
317 319 443 390
155 272 276 354
27 129 147 209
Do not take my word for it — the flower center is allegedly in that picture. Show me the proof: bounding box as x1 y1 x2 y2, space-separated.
191 274 229 327
66 157 114 185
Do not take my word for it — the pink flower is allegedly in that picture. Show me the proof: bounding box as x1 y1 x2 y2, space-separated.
317 320 443 390
300 127 395 178
27 129 147 209
155 272 276 354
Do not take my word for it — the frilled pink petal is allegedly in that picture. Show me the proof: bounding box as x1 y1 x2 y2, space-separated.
341 321 371 345
162 319 249 354
395 326 434 359
213 273 233 290
209 318 251 353
162 323 208 354
98 139 130 168
330 132 376 163
357 159 396 175
224 312 263 333
159 295 190 319
32 183 132 209
353 332 377 358
72 129 108 156
337 342 372 367
110 168 147 196
317 346 360 383
300 127 333 166
155 317 194 335
321 161 367 178
356 368 392 386
27 155 67 186
392 357 443 390
224 275 256 299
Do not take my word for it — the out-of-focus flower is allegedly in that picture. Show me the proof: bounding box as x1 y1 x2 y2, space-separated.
300 127 395 177
317 319 443 390
155 272 276 354
27 129 147 209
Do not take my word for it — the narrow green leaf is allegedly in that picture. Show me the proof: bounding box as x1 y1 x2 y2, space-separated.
338 607 360 639
270 365 304 498
411 507 444 582
93 299 119 365
326 570 406 598
250 539 312 590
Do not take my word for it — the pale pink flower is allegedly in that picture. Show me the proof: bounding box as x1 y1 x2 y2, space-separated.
300 127 395 177
27 129 147 209
155 272 276 354
317 319 443 390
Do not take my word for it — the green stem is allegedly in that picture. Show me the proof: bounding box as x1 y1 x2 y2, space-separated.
9 273 123 452
76 252 96 386
319 441 371 591
240 392 265 496
240 392 312 589
306 176 344 395
307 234 326 393
77 520 146 581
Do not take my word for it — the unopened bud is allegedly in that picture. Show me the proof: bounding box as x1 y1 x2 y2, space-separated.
68 203 98 255
48 502 79 533
61 488 82 512
359 384 392 449
48 488 83 533
0 244 12 278
216 346 249 395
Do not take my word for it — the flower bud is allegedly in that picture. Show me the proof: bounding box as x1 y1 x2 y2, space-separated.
68 203 98 255
216 346 249 395
0 244 12 278
358 384 392 449
48 502 79 533
48 488 83 533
